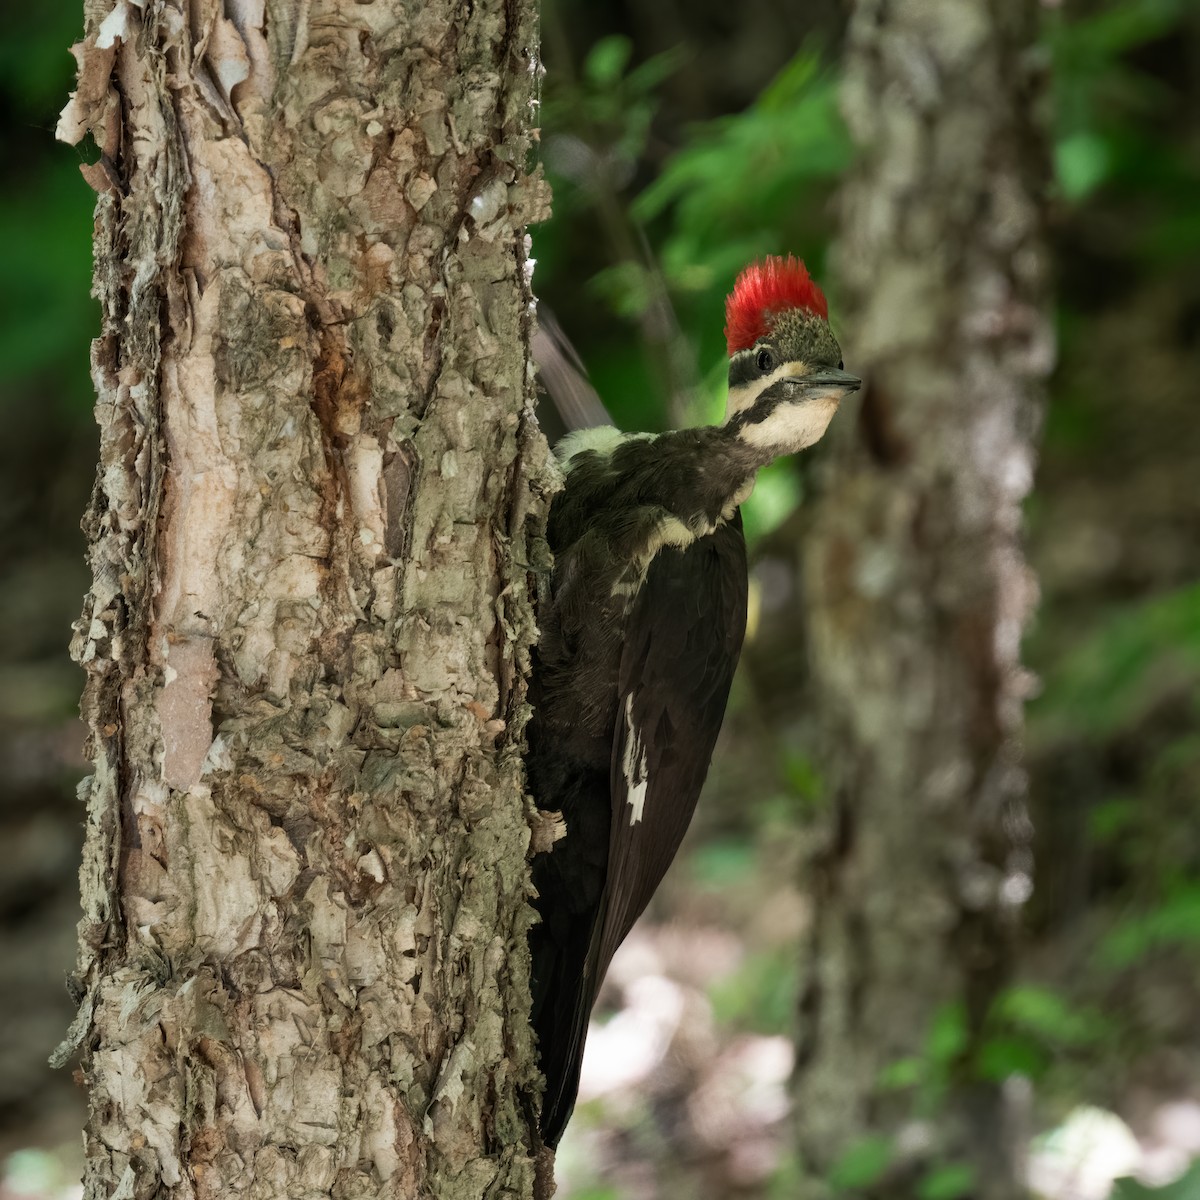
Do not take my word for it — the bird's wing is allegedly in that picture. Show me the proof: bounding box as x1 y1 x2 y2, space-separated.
596 516 749 986
533 308 613 440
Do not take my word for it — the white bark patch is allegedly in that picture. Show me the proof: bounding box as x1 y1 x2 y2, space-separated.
56 37 118 148
205 15 252 103
224 0 271 100
363 1076 402 1181
347 432 386 550
157 636 217 790
188 792 266 957
186 137 282 265
622 694 649 825
96 2 132 50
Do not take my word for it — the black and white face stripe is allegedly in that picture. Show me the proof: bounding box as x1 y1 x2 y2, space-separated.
723 309 857 456
728 344 775 390
725 350 814 420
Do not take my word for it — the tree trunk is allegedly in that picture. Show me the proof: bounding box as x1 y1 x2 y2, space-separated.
793 1 1051 1196
56 1 551 1196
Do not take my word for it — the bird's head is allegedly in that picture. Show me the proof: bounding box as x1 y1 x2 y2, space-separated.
723 256 860 457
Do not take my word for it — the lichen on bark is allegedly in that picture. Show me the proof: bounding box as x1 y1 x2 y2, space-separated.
58 1 552 1196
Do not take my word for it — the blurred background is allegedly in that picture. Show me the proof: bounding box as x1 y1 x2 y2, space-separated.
2 1 1199 1197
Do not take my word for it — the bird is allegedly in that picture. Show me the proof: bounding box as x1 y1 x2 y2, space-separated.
525 255 860 1148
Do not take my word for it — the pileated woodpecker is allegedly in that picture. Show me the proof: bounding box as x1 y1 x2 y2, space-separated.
526 256 859 1147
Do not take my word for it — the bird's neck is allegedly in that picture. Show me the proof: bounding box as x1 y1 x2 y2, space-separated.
641 425 768 535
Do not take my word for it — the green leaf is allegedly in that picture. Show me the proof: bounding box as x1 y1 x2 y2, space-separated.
584 36 632 88
631 46 849 282
1088 798 1139 843
691 838 756 888
991 984 1110 1047
781 751 823 806
878 1056 925 1090
588 261 653 318
974 1034 1049 1082
1100 884 1200 968
708 945 799 1035
626 45 688 96
828 1136 893 1191
919 1164 976 1200
1056 131 1112 200
926 1002 968 1067
1033 583 1200 741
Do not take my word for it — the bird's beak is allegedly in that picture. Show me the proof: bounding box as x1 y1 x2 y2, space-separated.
799 367 862 396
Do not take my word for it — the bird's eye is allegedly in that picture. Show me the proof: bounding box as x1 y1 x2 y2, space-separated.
756 348 774 373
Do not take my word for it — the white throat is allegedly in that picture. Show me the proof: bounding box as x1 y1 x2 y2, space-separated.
735 395 841 455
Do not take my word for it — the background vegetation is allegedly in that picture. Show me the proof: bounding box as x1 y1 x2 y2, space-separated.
1 1 1198 1197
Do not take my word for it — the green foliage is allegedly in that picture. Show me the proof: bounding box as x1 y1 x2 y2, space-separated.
0 3 97 407
877 1056 925 1091
918 1163 976 1200
542 34 686 191
828 1135 894 1191
991 985 1111 1049
876 1002 968 1113
1088 796 1139 843
689 837 757 889
1032 583 1200 740
1049 0 1192 190
741 460 805 543
767 1152 804 1199
634 51 848 297
708 944 798 1035
974 1035 1050 1084
1112 1162 1200 1199
0 158 97 402
565 1188 622 1200
974 985 1111 1083
878 984 1111 1104
1055 132 1115 202
0 5 83 120
926 1002 969 1067
587 260 655 319
1100 882 1200 968
780 750 824 811
1047 0 1200 254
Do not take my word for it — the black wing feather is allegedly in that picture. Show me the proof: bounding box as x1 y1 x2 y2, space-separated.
597 518 748 986
530 516 747 1147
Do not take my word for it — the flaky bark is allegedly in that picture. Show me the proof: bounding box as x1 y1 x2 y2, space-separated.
794 1 1050 1196
57 1 551 1196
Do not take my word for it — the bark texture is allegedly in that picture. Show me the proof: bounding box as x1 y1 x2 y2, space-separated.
794 1 1051 1195
56 0 551 1196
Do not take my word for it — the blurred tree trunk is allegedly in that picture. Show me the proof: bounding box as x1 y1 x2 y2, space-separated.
56 1 550 1196
794 1 1051 1196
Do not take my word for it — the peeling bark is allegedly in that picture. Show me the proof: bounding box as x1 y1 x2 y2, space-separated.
57 1 551 1196
794 1 1051 1196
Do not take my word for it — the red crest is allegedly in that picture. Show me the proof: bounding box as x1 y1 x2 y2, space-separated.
724 255 828 355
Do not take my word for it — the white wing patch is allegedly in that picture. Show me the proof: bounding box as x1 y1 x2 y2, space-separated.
622 693 649 825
